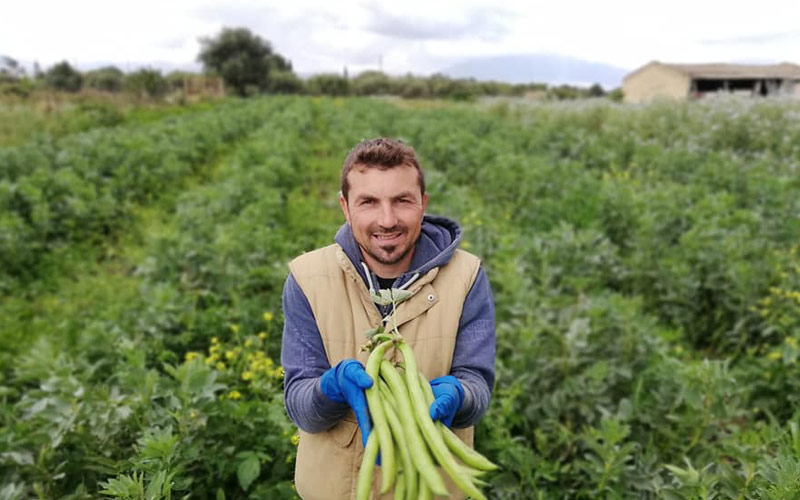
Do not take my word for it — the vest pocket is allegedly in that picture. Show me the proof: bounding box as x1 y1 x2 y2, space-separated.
329 417 359 448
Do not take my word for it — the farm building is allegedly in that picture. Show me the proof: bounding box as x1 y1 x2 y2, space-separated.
622 61 800 102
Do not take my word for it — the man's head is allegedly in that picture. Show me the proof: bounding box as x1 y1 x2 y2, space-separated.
340 138 425 201
339 138 428 278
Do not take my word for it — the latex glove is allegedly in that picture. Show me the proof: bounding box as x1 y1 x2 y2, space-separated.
320 359 374 447
429 375 465 427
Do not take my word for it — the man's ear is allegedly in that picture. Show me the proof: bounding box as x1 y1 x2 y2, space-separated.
421 193 429 213
339 195 351 224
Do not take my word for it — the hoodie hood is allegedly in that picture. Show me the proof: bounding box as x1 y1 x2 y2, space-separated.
334 214 462 291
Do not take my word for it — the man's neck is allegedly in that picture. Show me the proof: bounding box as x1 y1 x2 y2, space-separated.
375 275 395 290
360 250 414 279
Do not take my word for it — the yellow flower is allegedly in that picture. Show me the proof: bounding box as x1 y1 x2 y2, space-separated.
230 324 240 333
245 339 253 348
263 312 274 322
211 337 219 344
216 362 226 371
189 409 199 418
242 371 254 381
228 390 242 400
185 352 201 362
225 350 235 360
291 433 300 446
768 351 782 361
258 332 267 340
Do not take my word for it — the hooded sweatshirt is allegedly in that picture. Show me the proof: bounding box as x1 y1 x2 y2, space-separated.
281 215 496 431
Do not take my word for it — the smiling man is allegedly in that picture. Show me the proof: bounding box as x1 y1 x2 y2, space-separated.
281 138 496 499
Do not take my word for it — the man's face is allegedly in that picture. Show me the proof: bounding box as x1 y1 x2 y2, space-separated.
340 164 428 277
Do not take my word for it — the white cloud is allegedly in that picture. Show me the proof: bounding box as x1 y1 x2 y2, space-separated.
2 0 800 76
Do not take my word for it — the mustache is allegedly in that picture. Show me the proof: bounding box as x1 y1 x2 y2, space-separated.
370 225 405 234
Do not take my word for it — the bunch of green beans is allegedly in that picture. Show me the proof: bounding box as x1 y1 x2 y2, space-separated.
356 333 498 500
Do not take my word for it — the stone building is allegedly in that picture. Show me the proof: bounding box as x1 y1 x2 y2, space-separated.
622 61 800 102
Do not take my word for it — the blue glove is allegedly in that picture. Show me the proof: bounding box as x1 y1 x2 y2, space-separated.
320 359 374 448
429 375 465 427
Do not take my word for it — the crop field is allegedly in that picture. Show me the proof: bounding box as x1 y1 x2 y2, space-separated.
3 94 800 499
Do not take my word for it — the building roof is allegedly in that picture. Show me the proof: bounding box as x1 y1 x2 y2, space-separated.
625 61 800 81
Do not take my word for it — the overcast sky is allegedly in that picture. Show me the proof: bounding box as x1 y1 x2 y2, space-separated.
4 0 800 78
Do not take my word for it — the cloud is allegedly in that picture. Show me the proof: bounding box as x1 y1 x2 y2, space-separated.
365 5 512 42
701 30 800 45
191 3 283 30
158 37 189 50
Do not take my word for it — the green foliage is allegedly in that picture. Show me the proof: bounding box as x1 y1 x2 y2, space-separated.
306 73 349 96
0 55 26 82
266 71 304 94
5 95 800 498
0 98 293 292
84 66 124 92
351 70 392 96
44 61 83 92
198 27 293 97
124 68 168 98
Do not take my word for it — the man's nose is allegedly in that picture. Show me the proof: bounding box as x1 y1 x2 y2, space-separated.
378 202 398 228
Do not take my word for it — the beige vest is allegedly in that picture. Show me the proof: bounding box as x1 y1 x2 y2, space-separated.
289 243 482 500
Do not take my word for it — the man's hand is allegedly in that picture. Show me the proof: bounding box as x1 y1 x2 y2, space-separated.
320 359 373 447
429 375 465 427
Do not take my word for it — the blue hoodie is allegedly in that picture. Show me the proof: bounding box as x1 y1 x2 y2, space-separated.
281 215 496 432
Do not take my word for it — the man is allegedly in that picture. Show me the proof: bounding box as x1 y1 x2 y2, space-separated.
281 138 496 499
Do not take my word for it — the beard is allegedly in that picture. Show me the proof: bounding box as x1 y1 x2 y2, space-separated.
359 225 416 267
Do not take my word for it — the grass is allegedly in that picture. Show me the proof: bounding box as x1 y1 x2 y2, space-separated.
0 90 223 147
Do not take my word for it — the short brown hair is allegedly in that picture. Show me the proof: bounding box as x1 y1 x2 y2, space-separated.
340 138 425 200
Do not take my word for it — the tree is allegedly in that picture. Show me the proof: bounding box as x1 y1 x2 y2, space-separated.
306 73 349 96
268 71 304 94
198 27 292 96
0 56 26 82
351 71 391 96
124 68 167 98
45 61 83 92
588 83 605 97
0 56 33 97
84 66 124 92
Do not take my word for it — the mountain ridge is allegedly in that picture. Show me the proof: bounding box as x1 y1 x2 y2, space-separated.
440 53 631 89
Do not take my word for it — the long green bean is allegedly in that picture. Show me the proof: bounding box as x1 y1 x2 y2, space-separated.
397 343 486 500
379 381 418 500
356 432 380 500
379 360 448 496
365 339 396 493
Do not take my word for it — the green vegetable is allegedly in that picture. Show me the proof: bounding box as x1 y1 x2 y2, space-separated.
364 339 396 493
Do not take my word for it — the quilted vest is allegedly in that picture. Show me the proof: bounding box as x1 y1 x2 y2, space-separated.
288 243 481 500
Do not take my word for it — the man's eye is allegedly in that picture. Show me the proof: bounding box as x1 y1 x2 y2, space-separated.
360 199 375 205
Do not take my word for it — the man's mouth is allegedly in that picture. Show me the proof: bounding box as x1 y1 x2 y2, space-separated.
373 232 403 244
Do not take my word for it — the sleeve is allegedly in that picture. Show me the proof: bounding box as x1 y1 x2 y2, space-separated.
449 266 496 428
280 272 350 432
